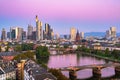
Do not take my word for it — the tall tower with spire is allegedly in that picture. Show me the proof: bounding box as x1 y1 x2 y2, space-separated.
76 30 80 42
36 15 42 41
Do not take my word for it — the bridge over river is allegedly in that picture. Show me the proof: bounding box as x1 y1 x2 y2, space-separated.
59 63 120 80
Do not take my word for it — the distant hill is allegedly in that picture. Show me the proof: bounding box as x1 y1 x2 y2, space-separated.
60 32 120 38
84 32 105 38
84 32 120 38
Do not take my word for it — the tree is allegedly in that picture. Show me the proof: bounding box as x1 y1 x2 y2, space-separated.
111 50 120 59
76 46 90 53
15 45 22 52
0 46 1 52
5 46 10 52
36 46 50 58
21 43 34 51
105 48 109 54
14 51 35 61
48 68 69 80
64 45 69 49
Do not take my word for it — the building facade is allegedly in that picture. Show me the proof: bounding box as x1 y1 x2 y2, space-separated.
24 60 57 80
110 27 116 38
27 24 33 40
0 61 16 80
36 15 42 41
76 30 80 42
43 23 54 40
106 27 116 39
80 32 84 39
70 27 76 41
1 28 6 41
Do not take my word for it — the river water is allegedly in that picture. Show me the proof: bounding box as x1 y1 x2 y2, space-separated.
47 51 120 80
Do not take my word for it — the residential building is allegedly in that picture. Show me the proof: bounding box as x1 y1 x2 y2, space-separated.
0 61 16 80
16 60 26 80
0 52 20 61
24 60 57 80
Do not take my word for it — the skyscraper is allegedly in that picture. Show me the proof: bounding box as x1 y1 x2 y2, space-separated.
18 27 23 41
36 15 42 41
10 27 23 41
70 27 76 41
55 33 59 40
7 32 11 40
10 27 19 40
106 30 111 39
43 23 54 40
80 32 84 39
1 28 6 41
27 24 33 40
22 31 26 40
110 27 116 38
106 27 116 39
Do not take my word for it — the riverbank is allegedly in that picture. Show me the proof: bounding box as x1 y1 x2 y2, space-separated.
76 51 120 63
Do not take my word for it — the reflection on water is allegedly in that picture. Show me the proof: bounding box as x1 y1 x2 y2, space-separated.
47 52 120 79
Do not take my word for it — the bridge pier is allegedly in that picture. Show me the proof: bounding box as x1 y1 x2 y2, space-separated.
115 66 120 76
92 67 101 78
69 70 77 80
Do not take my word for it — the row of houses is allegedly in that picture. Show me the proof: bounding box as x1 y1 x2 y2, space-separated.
24 60 57 80
0 59 57 80
0 61 16 80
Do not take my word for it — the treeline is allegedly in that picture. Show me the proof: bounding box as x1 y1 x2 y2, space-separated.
14 51 35 61
48 68 69 80
76 46 120 60
15 43 34 52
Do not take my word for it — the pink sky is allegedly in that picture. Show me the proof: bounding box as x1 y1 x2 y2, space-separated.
0 0 120 33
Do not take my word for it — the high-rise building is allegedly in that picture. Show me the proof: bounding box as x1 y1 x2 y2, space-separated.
32 31 36 40
110 27 116 38
7 32 11 40
22 31 26 40
10 27 23 41
70 27 76 41
18 28 23 41
1 28 6 41
106 30 111 39
51 30 54 40
36 15 42 41
10 27 19 40
55 33 59 40
27 24 33 40
106 27 116 39
43 23 54 40
80 32 84 39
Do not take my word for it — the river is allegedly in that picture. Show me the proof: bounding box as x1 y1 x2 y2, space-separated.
47 51 120 80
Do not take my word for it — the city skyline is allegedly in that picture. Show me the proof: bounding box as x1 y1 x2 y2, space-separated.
0 0 120 34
